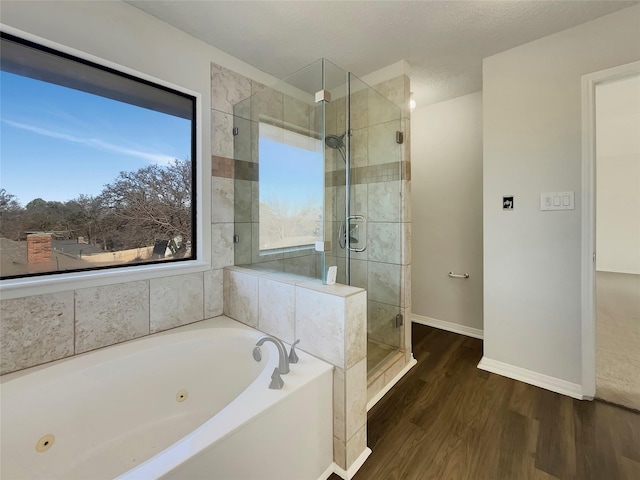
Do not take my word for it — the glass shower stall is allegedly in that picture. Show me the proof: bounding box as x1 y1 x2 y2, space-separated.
233 59 404 377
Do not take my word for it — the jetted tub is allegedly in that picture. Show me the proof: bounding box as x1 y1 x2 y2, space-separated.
1 316 334 480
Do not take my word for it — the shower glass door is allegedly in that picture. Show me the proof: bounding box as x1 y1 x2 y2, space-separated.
351 74 403 376
233 58 404 377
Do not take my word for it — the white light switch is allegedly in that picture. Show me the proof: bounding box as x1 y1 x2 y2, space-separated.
540 191 575 211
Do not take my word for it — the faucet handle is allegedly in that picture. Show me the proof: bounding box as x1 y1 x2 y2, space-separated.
269 367 284 390
288 339 300 364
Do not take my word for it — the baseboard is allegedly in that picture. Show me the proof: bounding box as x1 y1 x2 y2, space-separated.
596 268 640 275
330 448 372 480
318 464 335 480
366 356 417 411
477 356 584 400
412 313 483 340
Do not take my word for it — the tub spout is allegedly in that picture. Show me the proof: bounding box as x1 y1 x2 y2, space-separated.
255 336 290 374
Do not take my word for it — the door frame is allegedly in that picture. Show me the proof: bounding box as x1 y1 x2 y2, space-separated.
580 60 640 399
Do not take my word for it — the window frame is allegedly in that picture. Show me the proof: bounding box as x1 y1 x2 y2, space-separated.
0 30 207 300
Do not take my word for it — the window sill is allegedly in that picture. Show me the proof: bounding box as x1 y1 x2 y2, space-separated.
0 260 210 300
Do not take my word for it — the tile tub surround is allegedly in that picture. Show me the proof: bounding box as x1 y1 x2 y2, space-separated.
0 271 224 375
224 266 368 471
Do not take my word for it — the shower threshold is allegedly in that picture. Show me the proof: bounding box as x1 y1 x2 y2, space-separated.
367 340 399 377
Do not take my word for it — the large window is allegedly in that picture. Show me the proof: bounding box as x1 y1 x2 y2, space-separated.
258 122 323 251
0 33 196 279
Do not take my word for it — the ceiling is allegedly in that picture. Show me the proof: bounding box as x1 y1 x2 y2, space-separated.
126 0 639 107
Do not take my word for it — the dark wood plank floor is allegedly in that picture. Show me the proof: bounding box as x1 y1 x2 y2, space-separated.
331 324 640 480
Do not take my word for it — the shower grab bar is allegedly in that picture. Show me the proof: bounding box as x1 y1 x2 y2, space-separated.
448 272 470 279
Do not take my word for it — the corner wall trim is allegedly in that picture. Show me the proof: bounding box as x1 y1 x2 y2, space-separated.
412 314 483 340
477 356 584 400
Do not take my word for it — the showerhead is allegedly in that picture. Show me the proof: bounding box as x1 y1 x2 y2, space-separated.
325 133 346 162
325 133 345 150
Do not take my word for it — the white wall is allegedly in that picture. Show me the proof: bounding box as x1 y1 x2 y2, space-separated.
596 74 640 274
411 92 483 332
483 5 640 386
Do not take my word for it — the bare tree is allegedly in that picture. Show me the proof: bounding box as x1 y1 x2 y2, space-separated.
65 194 105 246
0 189 23 240
260 194 322 248
100 159 192 250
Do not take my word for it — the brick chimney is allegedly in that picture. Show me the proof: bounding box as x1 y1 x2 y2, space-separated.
27 234 52 263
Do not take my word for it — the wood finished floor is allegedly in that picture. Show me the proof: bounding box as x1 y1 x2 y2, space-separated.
330 324 640 480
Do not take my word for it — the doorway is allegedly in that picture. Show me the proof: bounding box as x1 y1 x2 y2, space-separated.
582 61 640 409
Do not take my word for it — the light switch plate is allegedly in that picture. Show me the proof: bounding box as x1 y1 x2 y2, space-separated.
540 191 575 211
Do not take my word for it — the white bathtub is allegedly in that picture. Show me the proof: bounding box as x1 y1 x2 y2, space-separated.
0 316 334 480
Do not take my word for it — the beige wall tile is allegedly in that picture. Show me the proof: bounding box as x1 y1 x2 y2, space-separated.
350 259 368 290
350 127 369 168
0 292 74 374
75 281 149 354
401 179 412 222
234 179 252 222
402 222 412 265
369 86 400 126
251 87 283 121
284 255 317 278
333 436 347 470
345 358 367 439
233 115 252 162
401 264 412 309
150 272 204 333
211 223 234 269
368 222 401 264
345 291 367 369
233 222 252 265
204 268 224 318
211 109 234 159
368 261 401 306
228 269 259 327
295 286 345 367
403 305 413 357
210 63 252 115
258 276 295 343
284 95 311 130
368 300 400 346
368 180 400 222
333 367 346 442
373 76 407 113
368 120 401 166
346 424 368 468
350 88 368 131
211 176 234 223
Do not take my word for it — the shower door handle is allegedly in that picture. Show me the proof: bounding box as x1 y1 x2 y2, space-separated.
346 215 367 253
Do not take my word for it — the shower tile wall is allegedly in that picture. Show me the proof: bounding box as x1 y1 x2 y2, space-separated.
324 74 412 387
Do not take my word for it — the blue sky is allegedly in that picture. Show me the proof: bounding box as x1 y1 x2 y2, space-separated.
0 71 191 206
259 138 324 207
